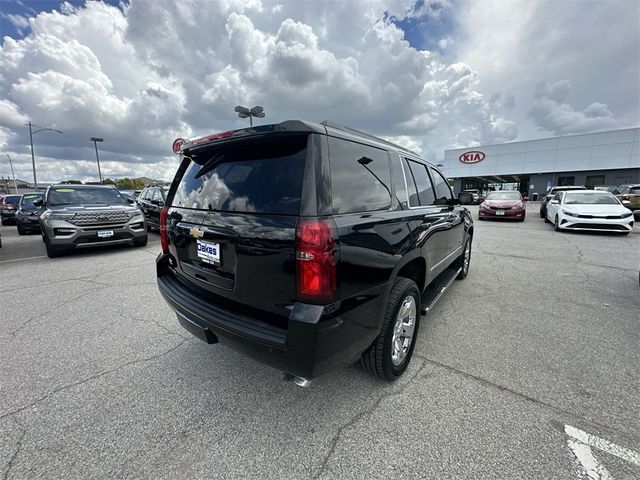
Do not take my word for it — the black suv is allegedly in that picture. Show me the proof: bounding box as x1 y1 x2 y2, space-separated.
156 120 473 384
137 185 168 230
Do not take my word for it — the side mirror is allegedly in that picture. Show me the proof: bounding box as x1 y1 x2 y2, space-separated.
32 198 44 207
127 198 134 204
622 200 631 206
550 199 559 205
447 197 461 206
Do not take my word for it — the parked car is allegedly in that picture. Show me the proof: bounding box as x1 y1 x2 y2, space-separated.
0 194 22 225
478 191 525 221
458 189 483 205
545 190 633 234
539 185 585 218
16 192 44 234
119 190 136 204
615 184 640 211
593 185 618 193
156 120 474 384
36 185 148 258
137 186 168 231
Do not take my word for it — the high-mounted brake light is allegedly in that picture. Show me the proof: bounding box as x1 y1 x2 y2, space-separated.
296 218 337 303
160 207 169 254
191 130 234 145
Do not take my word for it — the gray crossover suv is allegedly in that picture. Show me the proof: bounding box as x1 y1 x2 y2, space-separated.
37 185 148 258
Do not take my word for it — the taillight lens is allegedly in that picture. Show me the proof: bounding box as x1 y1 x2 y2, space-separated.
160 207 169 253
296 218 337 303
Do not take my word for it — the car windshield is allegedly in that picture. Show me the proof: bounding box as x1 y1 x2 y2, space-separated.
19 193 44 209
3 195 21 205
48 187 127 206
486 192 520 200
564 192 619 205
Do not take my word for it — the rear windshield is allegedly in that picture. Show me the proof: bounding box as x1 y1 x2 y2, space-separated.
47 187 127 207
564 192 619 205
172 135 307 215
20 193 44 208
486 192 520 200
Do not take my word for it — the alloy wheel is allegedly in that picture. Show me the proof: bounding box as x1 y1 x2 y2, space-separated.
391 295 417 366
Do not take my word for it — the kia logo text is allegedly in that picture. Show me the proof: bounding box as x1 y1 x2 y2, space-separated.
459 151 485 164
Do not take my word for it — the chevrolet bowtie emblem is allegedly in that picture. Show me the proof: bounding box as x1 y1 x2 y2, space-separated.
189 227 204 238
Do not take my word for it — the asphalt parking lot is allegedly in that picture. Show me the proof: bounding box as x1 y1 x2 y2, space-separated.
1 206 639 479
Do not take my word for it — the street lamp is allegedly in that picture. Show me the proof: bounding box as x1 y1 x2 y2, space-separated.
27 121 63 190
234 105 265 127
90 137 104 183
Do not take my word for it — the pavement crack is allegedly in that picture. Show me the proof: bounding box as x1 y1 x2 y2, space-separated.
313 358 427 479
0 338 189 420
418 356 640 443
9 287 106 336
2 424 25 480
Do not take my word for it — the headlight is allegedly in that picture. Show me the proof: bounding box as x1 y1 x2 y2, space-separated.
562 209 579 217
621 211 632 218
41 211 75 221
511 203 523 210
479 203 489 210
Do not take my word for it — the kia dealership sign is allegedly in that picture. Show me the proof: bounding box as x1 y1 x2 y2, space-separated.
459 151 485 164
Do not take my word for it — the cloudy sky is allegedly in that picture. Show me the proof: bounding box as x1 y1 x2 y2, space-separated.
0 0 638 183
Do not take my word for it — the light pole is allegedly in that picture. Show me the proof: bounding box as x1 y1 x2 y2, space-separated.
6 155 18 193
90 137 104 183
27 121 63 190
234 105 265 127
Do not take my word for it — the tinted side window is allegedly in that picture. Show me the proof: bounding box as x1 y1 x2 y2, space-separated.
151 189 162 202
429 167 453 205
329 138 391 214
406 159 435 206
139 189 149 200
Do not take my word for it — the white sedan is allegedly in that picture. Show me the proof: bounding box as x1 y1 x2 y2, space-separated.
546 190 634 234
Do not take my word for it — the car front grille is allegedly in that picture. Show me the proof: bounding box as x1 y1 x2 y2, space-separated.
68 211 130 226
565 223 628 231
577 214 623 219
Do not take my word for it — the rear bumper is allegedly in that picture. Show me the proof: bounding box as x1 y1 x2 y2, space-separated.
156 253 386 378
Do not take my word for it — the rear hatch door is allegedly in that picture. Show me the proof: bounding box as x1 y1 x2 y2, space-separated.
168 134 309 320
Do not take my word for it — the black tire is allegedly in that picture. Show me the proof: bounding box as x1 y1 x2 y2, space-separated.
539 209 545 218
17 224 25 235
519 215 526 222
544 213 551 223
45 237 64 258
554 215 561 232
1 218 8 226
133 235 148 247
456 236 472 280
359 278 421 381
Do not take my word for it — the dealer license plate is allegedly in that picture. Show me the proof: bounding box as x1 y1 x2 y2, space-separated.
496 210 505 216
97 230 114 238
196 239 220 265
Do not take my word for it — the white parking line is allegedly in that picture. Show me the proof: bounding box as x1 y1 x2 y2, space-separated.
565 424 640 479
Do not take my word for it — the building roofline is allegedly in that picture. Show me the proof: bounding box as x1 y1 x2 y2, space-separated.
444 126 640 153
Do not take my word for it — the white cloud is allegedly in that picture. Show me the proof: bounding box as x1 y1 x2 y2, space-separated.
1 0 635 184
529 80 615 135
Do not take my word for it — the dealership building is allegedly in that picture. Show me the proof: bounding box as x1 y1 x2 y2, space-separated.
442 127 640 200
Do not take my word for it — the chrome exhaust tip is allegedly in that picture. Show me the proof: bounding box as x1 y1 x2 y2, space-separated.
293 376 312 388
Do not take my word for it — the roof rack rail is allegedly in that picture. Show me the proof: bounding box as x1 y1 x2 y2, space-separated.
320 120 417 155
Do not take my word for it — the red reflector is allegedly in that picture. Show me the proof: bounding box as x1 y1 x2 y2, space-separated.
191 130 234 145
296 218 336 303
160 207 169 253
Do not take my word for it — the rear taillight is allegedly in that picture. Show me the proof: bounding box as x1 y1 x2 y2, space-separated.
160 207 169 253
296 218 337 303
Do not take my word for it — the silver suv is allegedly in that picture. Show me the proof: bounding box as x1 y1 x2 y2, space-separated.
37 185 148 258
